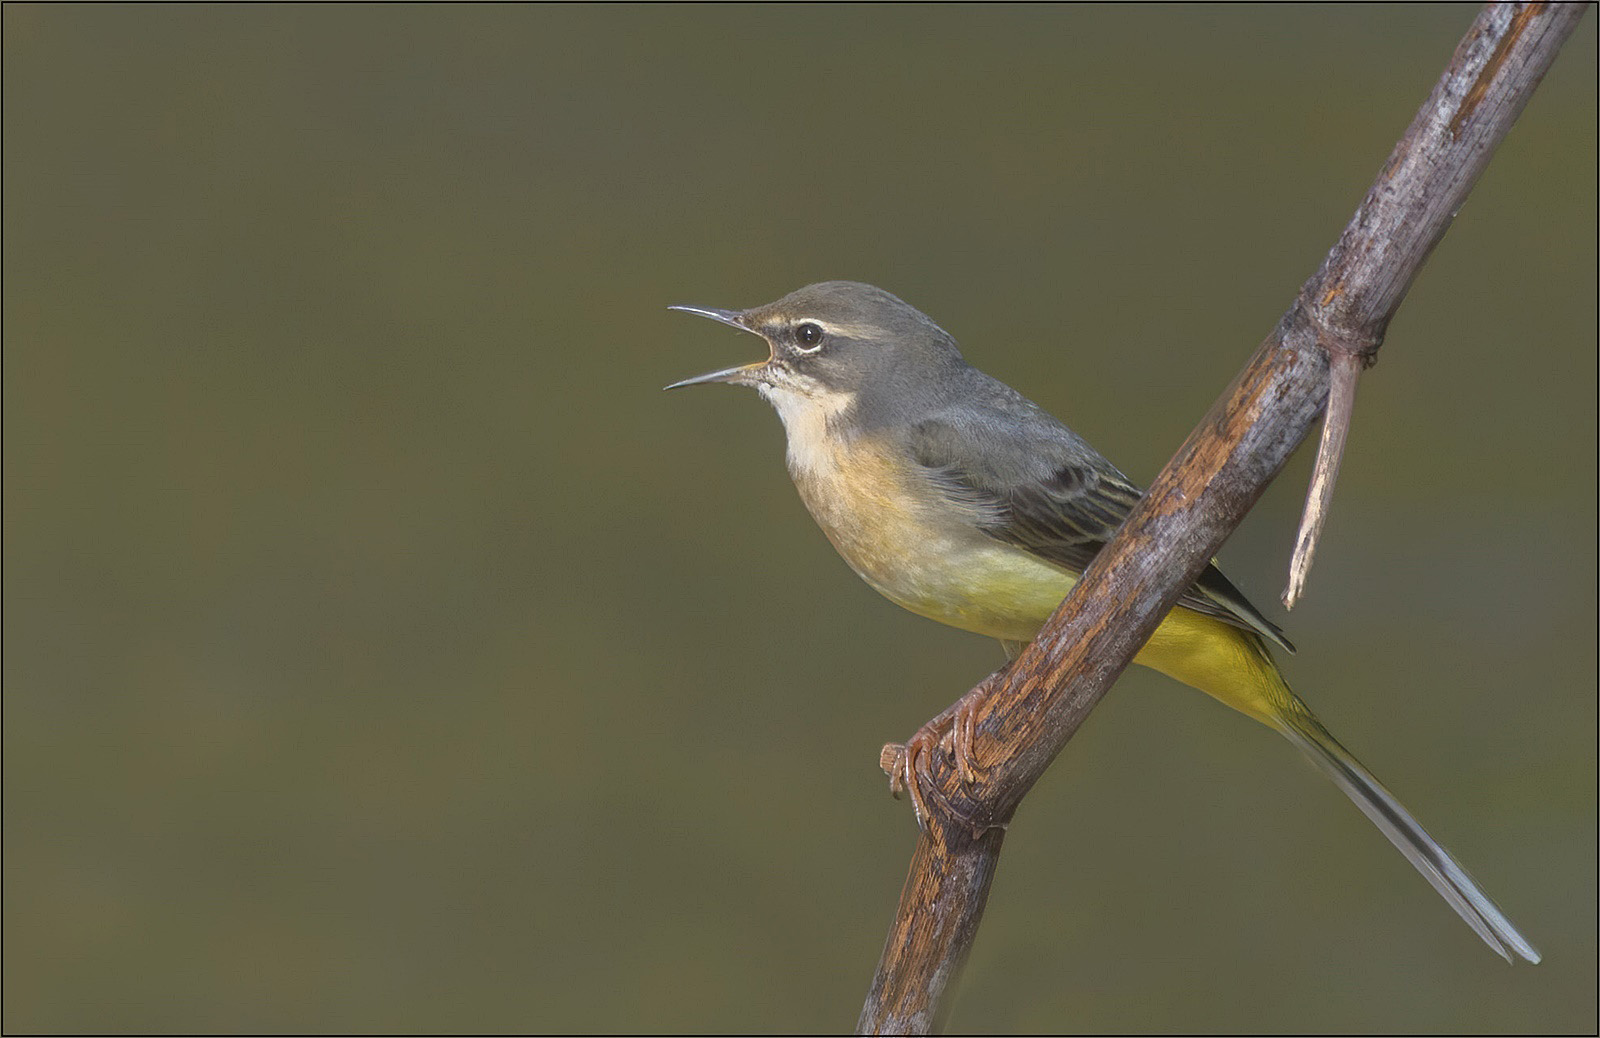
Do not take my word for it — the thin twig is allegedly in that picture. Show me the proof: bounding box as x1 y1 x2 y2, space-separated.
858 4 1587 1032
1282 0 1581 606
1284 347 1362 609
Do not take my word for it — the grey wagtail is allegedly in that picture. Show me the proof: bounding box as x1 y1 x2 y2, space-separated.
665 280 1538 964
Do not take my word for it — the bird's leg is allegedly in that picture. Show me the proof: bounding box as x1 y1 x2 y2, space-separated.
882 700 958 827
882 694 966 828
937 640 1032 786
937 644 1029 787
882 646 1024 830
881 673 1005 831
998 639 1028 662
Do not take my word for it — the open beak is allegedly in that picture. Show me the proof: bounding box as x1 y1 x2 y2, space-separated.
664 304 772 390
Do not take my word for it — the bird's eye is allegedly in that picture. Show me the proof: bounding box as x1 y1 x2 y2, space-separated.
794 322 825 351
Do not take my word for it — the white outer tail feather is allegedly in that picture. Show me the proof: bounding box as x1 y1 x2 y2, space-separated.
1276 712 1540 964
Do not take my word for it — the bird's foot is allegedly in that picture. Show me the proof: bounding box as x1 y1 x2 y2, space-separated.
881 696 989 832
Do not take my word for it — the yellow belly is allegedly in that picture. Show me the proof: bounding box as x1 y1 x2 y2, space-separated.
790 436 1293 727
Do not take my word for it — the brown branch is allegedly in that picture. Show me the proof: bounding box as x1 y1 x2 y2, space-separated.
1283 1 1582 607
858 4 1587 1033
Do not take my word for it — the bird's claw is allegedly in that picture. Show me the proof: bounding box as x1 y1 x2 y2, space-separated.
882 698 989 832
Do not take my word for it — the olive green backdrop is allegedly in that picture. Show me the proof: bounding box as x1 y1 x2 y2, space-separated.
5 4 1595 1034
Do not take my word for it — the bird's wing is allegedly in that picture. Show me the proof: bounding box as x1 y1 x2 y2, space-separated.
906 405 1295 654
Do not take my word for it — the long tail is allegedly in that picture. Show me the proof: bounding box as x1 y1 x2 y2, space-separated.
1136 611 1538 961
1275 706 1540 964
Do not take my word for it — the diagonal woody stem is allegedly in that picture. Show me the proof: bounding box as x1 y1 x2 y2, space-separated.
858 5 1588 1033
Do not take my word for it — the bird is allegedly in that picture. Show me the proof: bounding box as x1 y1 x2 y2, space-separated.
665 279 1539 964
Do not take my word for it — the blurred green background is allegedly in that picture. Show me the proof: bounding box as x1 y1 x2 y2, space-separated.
4 4 1594 1033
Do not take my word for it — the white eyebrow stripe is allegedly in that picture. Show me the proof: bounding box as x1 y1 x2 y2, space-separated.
799 319 871 339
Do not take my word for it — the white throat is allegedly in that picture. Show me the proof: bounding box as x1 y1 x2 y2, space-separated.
758 383 856 478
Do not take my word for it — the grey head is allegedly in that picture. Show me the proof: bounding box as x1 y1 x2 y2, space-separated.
665 281 973 421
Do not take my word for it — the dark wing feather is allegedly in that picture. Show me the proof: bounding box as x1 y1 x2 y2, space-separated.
907 403 1294 654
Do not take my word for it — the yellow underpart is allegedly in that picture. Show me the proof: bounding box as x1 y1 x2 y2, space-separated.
784 428 1299 730
1135 605 1297 727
